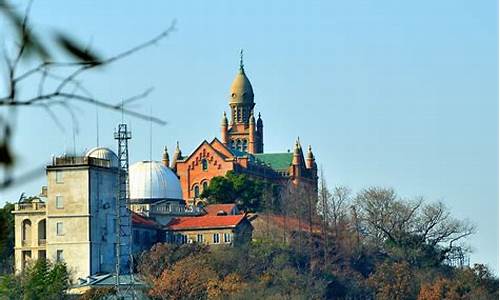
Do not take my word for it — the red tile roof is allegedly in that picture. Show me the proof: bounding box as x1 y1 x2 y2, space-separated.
166 214 247 231
131 211 159 228
204 203 238 216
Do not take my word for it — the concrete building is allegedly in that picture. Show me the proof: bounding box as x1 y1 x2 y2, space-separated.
13 147 126 280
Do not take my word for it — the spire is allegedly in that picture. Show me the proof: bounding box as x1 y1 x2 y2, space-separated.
249 112 255 124
293 138 301 157
307 145 314 160
162 146 170 167
221 111 228 126
171 141 182 171
239 49 244 72
257 112 263 125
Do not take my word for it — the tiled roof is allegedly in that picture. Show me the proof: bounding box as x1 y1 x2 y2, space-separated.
229 148 248 157
166 215 246 230
253 153 293 171
204 203 238 216
131 211 159 228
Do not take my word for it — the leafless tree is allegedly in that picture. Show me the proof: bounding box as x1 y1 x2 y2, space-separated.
0 0 175 189
354 187 475 261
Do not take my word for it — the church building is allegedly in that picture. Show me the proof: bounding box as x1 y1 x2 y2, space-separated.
170 54 318 206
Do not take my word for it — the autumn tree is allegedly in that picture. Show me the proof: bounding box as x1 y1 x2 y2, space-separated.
137 243 206 282
149 253 217 300
368 261 417 300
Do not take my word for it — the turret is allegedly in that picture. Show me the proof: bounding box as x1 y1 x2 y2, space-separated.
171 141 183 172
248 113 256 153
221 112 229 145
256 112 263 153
162 146 170 167
292 138 303 178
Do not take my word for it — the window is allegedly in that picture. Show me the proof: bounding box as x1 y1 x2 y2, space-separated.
178 235 187 244
202 181 208 191
55 171 63 183
213 233 220 244
56 250 64 262
224 233 232 243
194 185 200 198
201 159 208 171
55 195 64 209
242 140 248 152
197 234 204 243
56 222 63 236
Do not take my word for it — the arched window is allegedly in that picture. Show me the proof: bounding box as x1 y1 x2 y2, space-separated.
22 219 32 243
38 219 46 245
202 181 208 191
236 139 241 151
201 159 208 171
194 185 200 198
242 139 248 152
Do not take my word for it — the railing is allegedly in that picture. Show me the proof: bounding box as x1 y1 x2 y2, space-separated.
38 239 46 246
16 202 46 211
53 156 110 168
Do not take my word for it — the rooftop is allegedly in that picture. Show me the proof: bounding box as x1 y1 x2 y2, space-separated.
131 211 160 228
166 214 247 231
252 153 293 172
204 203 239 216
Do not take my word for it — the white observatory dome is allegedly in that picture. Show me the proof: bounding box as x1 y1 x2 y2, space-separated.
129 161 183 200
85 147 119 168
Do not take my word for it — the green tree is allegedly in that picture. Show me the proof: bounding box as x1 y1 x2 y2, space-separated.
0 259 70 300
0 202 15 274
200 171 270 212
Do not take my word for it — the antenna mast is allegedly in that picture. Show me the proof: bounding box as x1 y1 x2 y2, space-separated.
114 123 134 299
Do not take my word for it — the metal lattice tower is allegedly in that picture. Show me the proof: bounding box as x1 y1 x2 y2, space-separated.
114 123 134 299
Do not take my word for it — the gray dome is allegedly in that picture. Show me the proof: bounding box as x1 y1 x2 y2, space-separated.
129 161 183 200
85 147 119 168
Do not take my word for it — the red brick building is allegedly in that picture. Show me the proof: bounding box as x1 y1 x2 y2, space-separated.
164 56 318 206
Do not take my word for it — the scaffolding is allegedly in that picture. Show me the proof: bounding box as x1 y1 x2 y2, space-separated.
114 123 134 299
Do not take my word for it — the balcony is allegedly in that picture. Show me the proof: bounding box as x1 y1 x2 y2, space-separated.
15 202 46 211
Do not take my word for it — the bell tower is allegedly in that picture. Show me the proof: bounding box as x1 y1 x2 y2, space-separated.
221 50 264 154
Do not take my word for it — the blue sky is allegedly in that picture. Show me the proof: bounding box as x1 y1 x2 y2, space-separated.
0 1 498 272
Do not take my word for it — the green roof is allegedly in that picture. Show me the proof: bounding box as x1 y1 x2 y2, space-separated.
229 148 248 157
253 153 293 171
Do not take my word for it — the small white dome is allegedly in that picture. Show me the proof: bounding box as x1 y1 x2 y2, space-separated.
85 147 119 168
129 161 183 200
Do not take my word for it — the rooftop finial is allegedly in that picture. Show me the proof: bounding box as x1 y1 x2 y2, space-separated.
239 49 244 71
